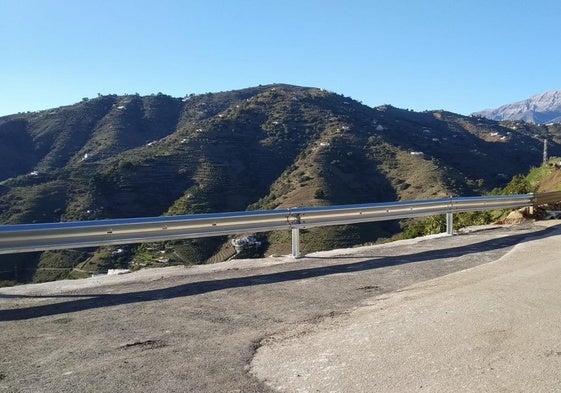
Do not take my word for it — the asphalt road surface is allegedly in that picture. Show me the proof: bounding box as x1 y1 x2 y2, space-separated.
0 222 558 392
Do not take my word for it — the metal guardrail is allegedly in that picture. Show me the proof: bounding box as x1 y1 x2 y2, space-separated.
0 192 559 257
531 191 561 205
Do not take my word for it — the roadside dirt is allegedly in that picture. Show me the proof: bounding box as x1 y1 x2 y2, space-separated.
0 222 552 392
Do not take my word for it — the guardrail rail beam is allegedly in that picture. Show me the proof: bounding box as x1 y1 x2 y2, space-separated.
0 192 558 256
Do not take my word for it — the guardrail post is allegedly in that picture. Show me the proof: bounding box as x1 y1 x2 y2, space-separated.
291 228 301 258
446 212 453 235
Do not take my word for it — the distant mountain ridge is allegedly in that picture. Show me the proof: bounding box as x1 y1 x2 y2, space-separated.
3 83 561 285
474 90 561 124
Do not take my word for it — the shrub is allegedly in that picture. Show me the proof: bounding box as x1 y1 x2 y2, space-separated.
314 188 326 199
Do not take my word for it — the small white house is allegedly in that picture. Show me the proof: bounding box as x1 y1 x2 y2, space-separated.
231 236 262 253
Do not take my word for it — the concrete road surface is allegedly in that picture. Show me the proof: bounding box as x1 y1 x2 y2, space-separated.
251 222 561 392
1 221 560 392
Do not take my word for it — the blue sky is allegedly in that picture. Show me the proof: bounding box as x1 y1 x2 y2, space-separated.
1 0 560 117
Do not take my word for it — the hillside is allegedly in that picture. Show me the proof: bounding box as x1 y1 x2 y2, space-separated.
474 90 561 124
2 84 561 285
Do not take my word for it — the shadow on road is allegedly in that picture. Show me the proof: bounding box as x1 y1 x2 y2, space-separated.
1 226 558 321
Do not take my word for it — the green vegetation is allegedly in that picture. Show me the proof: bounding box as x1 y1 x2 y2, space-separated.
400 160 561 239
399 210 497 239
495 174 532 195
526 166 554 188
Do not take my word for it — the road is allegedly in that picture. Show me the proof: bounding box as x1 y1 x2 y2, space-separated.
0 222 558 392
252 221 561 392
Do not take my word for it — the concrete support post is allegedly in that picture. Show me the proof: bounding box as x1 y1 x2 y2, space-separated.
291 228 301 258
446 212 454 235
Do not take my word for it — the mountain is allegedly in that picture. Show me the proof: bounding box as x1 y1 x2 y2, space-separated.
2 84 561 285
473 90 561 124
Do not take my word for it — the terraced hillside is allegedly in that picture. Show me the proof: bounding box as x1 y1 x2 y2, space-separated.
1 84 561 285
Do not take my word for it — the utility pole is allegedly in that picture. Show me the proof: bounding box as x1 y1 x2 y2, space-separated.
543 138 548 165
